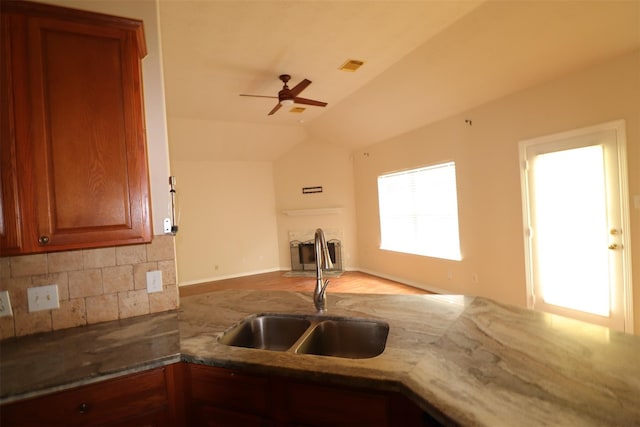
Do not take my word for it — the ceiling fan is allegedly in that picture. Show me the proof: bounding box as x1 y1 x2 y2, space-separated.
240 74 328 115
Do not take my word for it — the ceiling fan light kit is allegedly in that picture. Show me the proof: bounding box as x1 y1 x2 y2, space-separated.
240 74 328 115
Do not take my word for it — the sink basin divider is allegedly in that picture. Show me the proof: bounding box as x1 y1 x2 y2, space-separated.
289 316 329 354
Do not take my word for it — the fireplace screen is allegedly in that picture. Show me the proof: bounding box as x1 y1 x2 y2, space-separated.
290 240 343 272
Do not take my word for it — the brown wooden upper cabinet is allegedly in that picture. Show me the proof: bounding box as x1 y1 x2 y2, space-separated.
1 1 152 256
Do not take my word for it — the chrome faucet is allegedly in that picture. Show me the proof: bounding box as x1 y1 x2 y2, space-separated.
313 228 333 312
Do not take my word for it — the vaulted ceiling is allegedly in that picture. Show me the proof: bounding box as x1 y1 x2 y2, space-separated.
159 0 640 161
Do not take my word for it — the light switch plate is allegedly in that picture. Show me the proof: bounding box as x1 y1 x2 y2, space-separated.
0 290 13 317
146 270 163 293
27 284 59 312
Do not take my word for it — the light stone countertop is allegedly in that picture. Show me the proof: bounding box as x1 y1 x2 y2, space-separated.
2 289 639 426
179 290 640 426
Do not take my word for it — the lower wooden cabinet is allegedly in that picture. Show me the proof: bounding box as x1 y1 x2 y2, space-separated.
185 364 440 427
1 363 444 427
0 366 178 427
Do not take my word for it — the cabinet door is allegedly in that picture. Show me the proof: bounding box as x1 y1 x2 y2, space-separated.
188 364 270 426
193 404 266 427
283 381 391 427
98 407 172 427
26 13 151 251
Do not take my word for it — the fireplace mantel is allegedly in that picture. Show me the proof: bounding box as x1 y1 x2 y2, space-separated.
282 207 343 216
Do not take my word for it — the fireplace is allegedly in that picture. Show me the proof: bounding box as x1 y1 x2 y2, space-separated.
290 239 343 272
288 229 343 273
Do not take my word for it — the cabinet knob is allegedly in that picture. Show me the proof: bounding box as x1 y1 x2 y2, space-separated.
38 236 50 245
77 402 90 414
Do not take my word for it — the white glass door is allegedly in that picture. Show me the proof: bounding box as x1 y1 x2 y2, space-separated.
519 121 632 332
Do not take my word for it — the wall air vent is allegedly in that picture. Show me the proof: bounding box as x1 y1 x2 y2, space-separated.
339 59 364 72
290 107 306 113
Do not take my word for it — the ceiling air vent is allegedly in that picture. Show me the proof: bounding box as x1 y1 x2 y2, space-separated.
339 59 364 72
290 107 306 113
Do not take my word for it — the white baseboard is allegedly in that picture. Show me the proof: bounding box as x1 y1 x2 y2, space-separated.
179 267 282 287
357 268 451 295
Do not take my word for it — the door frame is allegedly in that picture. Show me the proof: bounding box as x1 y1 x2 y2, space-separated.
518 120 633 333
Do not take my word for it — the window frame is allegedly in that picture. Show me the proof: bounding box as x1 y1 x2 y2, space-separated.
377 161 462 261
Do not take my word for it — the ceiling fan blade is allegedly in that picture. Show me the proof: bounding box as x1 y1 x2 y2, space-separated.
240 94 278 99
293 97 327 107
268 103 282 115
289 79 311 97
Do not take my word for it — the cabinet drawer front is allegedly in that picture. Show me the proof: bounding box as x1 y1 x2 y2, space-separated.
189 364 269 414
1 367 168 426
285 381 390 427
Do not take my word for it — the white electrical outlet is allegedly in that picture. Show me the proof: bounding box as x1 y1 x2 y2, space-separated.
27 284 59 312
0 290 13 317
163 218 172 234
146 270 163 293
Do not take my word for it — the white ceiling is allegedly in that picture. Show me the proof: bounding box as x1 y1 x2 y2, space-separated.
158 0 640 161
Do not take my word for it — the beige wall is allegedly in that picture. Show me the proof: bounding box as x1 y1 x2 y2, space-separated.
172 160 280 284
171 139 359 285
353 50 640 332
273 142 358 270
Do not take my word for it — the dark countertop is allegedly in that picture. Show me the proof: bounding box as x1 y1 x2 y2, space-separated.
0 311 180 403
2 290 640 426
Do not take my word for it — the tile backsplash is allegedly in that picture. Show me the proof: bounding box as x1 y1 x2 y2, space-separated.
0 235 178 339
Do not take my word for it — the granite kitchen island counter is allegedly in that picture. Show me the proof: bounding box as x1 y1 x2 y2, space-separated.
179 290 640 426
2 289 640 426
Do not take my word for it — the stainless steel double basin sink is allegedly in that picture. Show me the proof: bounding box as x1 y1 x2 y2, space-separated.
218 314 389 359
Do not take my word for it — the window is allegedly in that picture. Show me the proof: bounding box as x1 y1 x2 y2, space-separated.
377 162 461 260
